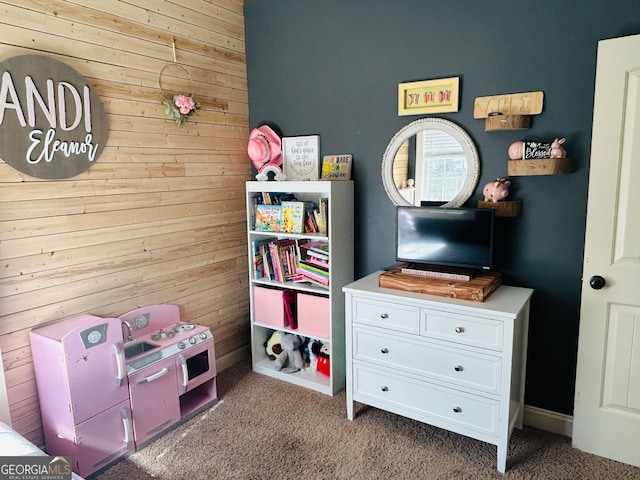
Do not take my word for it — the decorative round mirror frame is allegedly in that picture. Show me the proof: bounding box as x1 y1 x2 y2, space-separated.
381 117 480 207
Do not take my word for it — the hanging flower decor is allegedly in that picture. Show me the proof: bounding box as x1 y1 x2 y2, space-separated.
161 93 201 126
158 63 201 127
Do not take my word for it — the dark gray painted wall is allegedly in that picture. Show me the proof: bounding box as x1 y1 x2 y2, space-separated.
244 0 640 416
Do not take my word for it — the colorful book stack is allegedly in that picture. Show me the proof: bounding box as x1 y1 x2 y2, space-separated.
252 192 325 235
296 240 329 286
252 238 301 283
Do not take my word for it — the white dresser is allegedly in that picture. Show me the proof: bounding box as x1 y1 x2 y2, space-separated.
343 272 532 473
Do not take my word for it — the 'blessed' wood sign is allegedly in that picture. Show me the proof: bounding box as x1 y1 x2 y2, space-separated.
0 54 107 179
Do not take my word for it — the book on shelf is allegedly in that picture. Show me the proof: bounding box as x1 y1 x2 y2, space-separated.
260 192 297 205
253 251 265 279
301 239 329 257
292 274 329 288
303 201 319 233
298 261 329 277
305 255 329 269
249 194 260 229
281 201 305 234
318 197 328 234
255 204 282 232
252 238 276 280
282 289 297 329
268 242 284 282
295 266 329 285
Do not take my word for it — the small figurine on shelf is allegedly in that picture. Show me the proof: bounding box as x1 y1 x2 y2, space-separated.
483 178 511 202
248 125 286 181
550 138 567 158
316 342 330 376
509 138 567 160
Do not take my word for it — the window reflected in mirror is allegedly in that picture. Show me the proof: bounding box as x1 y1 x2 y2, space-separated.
418 129 467 204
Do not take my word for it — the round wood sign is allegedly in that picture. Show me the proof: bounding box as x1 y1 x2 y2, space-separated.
0 55 107 179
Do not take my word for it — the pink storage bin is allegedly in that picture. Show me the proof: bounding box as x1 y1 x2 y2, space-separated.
297 293 329 338
253 286 286 328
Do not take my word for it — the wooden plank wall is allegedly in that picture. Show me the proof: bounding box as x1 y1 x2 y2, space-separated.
0 0 250 445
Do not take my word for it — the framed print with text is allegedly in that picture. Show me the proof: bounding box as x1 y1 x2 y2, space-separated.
282 135 320 181
398 77 460 116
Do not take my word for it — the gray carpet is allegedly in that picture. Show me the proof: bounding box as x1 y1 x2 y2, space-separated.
95 359 640 480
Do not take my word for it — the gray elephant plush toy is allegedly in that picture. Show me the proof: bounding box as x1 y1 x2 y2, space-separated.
274 334 306 373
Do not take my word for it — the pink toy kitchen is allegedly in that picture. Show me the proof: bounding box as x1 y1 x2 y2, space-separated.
29 304 218 478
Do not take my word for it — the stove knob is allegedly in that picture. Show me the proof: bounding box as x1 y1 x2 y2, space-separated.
189 337 197 345
199 333 207 340
177 342 186 349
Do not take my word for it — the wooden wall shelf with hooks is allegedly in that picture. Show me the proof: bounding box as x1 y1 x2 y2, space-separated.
484 114 531 131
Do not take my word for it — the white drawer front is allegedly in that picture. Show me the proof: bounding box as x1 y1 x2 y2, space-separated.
354 364 499 437
352 297 420 334
421 310 504 351
353 327 502 394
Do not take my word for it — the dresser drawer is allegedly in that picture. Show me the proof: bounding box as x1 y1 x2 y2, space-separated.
421 310 504 351
353 327 502 394
353 364 499 437
352 297 420 334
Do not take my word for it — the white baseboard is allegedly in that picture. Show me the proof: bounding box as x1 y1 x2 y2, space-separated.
523 404 573 437
216 345 251 373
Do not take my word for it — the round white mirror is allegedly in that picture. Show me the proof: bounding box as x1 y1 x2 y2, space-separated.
382 117 480 207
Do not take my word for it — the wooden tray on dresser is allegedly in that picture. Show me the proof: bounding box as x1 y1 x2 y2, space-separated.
379 265 501 302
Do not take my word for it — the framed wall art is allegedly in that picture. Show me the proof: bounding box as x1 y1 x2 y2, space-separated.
398 76 460 116
282 135 320 181
321 154 352 180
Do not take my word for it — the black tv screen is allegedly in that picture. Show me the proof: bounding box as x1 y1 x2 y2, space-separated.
396 206 495 271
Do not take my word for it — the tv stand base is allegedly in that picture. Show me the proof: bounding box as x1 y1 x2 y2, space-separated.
403 263 476 281
380 264 501 302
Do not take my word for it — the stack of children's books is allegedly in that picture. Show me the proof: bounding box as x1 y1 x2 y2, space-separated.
251 193 326 235
295 240 329 286
252 238 301 283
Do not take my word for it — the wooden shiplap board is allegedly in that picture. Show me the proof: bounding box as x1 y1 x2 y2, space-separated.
0 0 250 445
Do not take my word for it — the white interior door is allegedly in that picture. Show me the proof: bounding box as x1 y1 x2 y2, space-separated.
573 34 640 467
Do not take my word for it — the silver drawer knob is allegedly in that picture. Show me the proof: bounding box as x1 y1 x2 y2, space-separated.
381 386 389 392
381 348 389 354
453 406 462 413
455 326 464 333
454 365 463 372
380 313 389 319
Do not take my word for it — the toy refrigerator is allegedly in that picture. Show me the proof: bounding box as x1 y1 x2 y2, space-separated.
30 315 133 477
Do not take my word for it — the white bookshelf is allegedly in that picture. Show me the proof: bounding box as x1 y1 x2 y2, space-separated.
246 181 353 395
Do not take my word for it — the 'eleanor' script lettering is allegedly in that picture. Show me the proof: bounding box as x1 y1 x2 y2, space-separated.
27 128 99 164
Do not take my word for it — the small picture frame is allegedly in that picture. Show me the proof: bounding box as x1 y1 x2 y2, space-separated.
398 77 460 116
321 154 352 181
282 135 320 181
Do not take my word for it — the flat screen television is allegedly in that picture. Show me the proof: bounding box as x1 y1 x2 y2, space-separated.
396 206 495 272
